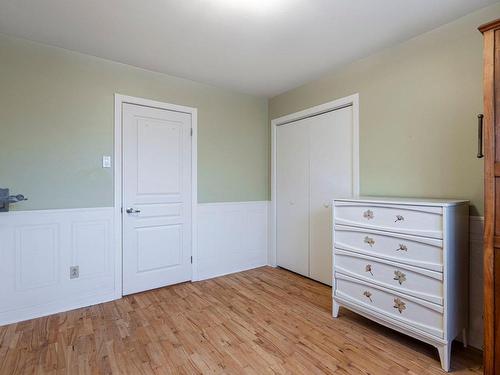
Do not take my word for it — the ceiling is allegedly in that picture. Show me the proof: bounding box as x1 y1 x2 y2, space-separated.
0 0 496 97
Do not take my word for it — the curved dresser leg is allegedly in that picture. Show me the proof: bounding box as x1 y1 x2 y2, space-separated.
332 300 340 318
437 343 451 372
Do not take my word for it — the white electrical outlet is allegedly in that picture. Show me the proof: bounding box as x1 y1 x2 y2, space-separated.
70 266 79 279
102 155 112 168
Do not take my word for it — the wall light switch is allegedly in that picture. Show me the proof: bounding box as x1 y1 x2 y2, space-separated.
102 155 112 168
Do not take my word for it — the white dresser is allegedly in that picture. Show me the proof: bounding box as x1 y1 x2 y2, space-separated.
332 197 469 372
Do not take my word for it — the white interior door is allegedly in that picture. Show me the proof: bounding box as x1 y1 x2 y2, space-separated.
122 103 192 296
309 107 353 285
276 121 309 277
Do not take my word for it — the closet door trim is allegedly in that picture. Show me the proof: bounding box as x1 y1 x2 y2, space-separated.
270 93 360 267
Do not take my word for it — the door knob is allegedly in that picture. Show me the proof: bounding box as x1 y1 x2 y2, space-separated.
0 188 28 212
126 208 141 214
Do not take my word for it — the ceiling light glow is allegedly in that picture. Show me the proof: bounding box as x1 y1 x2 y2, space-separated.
209 0 285 15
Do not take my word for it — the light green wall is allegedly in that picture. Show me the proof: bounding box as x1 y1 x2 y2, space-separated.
3 4 498 214
0 34 269 210
270 4 500 216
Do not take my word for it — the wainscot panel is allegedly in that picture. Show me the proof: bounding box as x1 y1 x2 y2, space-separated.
0 207 118 325
197 201 269 280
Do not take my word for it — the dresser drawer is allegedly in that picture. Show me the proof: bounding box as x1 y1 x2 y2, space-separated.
334 273 444 338
334 202 443 238
334 250 443 304
334 225 443 272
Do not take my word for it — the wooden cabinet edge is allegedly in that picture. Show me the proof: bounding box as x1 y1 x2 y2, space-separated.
479 18 500 33
479 18 498 375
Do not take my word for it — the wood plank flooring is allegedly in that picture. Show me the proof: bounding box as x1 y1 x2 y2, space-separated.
0 267 482 374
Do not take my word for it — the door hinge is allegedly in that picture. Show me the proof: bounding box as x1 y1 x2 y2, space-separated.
120 207 123 213
190 128 193 136
190 256 193 264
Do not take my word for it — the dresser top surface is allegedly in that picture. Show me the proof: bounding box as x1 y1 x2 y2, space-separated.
334 196 469 207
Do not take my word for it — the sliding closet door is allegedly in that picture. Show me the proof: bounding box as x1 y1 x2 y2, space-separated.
276 121 309 277
309 107 353 285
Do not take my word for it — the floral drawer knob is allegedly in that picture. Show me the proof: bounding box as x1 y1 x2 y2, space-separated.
363 291 373 302
396 244 408 252
363 210 374 220
364 236 375 247
393 270 406 285
394 215 405 223
393 298 406 314
365 264 374 276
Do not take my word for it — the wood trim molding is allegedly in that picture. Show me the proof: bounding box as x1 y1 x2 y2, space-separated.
481 26 496 374
493 236 500 249
479 18 500 33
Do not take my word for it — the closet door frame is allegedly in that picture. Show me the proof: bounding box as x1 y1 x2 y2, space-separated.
270 93 360 267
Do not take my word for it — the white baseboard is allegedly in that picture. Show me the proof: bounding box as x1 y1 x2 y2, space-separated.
0 207 118 326
196 201 269 281
0 292 117 326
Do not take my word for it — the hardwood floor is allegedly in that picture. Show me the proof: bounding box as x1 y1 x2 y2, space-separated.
0 266 482 374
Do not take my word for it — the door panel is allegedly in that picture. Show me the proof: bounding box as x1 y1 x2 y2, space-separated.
136 224 182 272
309 107 353 285
122 103 192 296
276 121 309 277
137 118 182 195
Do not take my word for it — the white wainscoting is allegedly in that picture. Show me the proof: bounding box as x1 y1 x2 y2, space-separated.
0 204 482 349
0 202 270 325
0 207 118 326
197 201 269 280
468 216 484 350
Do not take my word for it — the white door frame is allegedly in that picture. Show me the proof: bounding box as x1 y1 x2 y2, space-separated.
114 94 198 297
270 93 360 267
